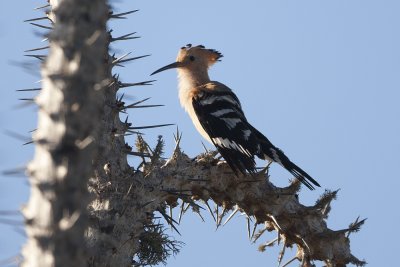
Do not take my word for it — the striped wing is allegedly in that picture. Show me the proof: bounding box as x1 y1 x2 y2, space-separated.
192 89 261 174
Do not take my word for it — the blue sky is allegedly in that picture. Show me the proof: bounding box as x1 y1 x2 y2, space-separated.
1 0 399 266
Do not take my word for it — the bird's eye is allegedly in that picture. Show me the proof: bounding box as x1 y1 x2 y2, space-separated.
189 56 195 61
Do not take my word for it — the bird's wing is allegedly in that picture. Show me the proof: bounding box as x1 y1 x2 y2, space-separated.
192 87 261 175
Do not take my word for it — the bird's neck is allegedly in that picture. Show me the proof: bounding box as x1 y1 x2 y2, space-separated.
177 68 210 89
177 68 210 110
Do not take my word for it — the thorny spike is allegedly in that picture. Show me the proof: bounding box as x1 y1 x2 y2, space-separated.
18 98 35 102
24 17 49 22
16 88 41 92
191 205 205 222
157 208 181 235
2 166 26 176
110 10 138 19
265 237 279 247
269 215 283 232
178 201 185 224
215 204 219 228
281 256 297 267
114 55 151 66
216 206 227 229
29 23 52 30
111 52 132 65
183 202 190 213
24 46 49 52
34 4 50 10
203 200 216 222
128 97 150 105
111 32 139 42
200 141 209 153
346 216 366 238
278 237 287 266
252 225 268 243
258 161 272 175
125 151 151 158
24 54 46 61
124 103 164 109
118 80 155 88
222 205 239 226
169 205 173 231
23 141 34 146
172 126 182 155
246 216 251 240
251 221 258 240
128 123 174 130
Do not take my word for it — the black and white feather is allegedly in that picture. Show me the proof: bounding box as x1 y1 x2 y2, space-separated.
192 85 320 190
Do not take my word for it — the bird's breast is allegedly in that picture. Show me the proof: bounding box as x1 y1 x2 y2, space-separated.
178 77 212 143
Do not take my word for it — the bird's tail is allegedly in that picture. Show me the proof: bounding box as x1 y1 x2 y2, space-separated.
248 125 320 190
260 143 320 190
280 158 320 190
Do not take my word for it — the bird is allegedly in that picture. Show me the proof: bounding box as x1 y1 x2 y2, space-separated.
151 44 320 190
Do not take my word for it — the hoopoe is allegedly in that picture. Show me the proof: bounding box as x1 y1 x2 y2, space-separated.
151 44 320 190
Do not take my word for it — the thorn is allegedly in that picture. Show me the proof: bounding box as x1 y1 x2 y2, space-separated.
190 204 205 222
118 80 155 88
125 151 151 157
1 166 26 177
252 225 268 243
24 54 46 61
278 238 286 266
24 46 49 52
169 205 173 231
157 208 181 235
16 88 41 92
34 4 50 10
111 32 139 42
203 200 216 222
215 204 219 228
172 126 182 155
297 235 312 255
24 17 49 23
251 220 258 241
128 123 174 130
114 55 151 66
246 216 251 240
281 256 297 267
111 52 131 65
110 10 139 19
216 206 227 229
222 205 239 226
258 161 272 175
178 201 185 224
29 23 52 30
23 140 34 146
265 237 279 247
183 202 190 213
18 98 35 102
124 103 164 109
269 215 283 232
200 141 209 153
346 216 367 238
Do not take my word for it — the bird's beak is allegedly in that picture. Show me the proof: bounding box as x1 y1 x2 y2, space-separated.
150 62 183 76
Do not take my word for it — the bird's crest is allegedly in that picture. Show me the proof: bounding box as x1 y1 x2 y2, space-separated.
177 44 223 66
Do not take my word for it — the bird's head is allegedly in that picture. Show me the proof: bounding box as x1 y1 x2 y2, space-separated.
151 44 223 76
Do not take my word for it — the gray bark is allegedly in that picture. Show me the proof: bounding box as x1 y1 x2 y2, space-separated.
22 0 108 266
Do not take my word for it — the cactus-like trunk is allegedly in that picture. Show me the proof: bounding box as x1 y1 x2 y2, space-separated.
22 0 108 266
